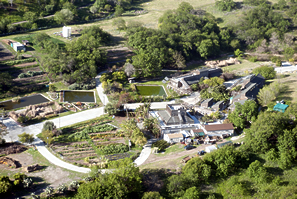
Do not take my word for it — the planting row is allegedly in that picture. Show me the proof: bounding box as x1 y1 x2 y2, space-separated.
60 115 112 134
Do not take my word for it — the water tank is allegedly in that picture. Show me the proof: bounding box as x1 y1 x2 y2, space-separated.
62 26 71 38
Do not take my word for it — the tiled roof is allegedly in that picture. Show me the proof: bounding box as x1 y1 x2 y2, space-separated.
192 129 204 133
204 123 234 131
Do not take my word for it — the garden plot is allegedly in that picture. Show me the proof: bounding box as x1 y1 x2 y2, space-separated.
50 116 140 167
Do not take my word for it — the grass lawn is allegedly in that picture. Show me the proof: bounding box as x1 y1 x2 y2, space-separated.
139 154 190 170
223 59 260 75
156 144 185 156
271 74 297 103
26 148 51 166
92 88 102 106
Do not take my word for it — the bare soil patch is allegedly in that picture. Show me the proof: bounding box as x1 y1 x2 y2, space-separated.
141 139 230 170
0 143 27 156
0 41 14 61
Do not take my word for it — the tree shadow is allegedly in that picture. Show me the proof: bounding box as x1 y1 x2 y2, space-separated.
235 2 244 9
200 192 223 199
266 167 284 176
216 17 224 24
25 46 35 52
110 35 126 46
5 176 50 199
245 153 266 167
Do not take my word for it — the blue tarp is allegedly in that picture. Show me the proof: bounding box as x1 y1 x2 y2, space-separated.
273 103 289 113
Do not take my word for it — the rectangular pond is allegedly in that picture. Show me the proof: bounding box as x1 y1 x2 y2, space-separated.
63 90 95 103
0 94 50 110
136 85 167 96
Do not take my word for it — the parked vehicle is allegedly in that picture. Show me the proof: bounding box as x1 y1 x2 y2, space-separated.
184 145 195 150
197 150 206 155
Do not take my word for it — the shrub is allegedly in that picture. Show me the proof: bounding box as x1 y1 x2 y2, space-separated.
49 84 57 92
98 143 129 155
2 58 35 66
13 173 27 186
17 116 29 124
248 56 257 62
0 176 12 194
216 0 236 12
252 65 276 79
68 79 96 90
18 71 44 79
152 140 170 151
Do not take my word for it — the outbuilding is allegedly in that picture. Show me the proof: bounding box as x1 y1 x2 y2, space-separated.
205 145 217 153
217 141 233 149
164 133 184 143
202 123 234 137
11 42 26 52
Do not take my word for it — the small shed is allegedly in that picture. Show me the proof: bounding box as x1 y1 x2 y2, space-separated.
273 103 289 113
217 141 233 149
203 123 234 137
205 145 217 153
12 42 26 52
164 133 184 143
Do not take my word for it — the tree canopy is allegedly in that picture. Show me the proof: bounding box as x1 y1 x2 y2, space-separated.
126 2 228 78
228 100 258 129
41 26 110 84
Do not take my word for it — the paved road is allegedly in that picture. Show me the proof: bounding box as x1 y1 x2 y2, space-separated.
3 107 105 142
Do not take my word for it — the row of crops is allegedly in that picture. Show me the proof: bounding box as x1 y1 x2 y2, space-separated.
52 115 140 166
68 124 117 141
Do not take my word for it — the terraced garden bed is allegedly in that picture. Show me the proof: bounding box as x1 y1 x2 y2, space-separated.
49 115 141 167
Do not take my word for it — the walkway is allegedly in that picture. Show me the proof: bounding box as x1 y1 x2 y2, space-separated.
134 138 157 166
35 138 91 173
95 71 109 106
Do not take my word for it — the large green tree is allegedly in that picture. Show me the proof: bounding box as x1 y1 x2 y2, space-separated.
244 111 291 153
75 158 142 198
252 65 276 79
54 9 74 25
127 2 226 77
228 100 258 129
216 0 236 11
42 26 109 84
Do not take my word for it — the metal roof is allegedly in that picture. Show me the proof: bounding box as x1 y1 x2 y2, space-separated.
167 133 184 139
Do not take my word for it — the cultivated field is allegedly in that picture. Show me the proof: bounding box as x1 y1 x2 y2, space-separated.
49 115 141 167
